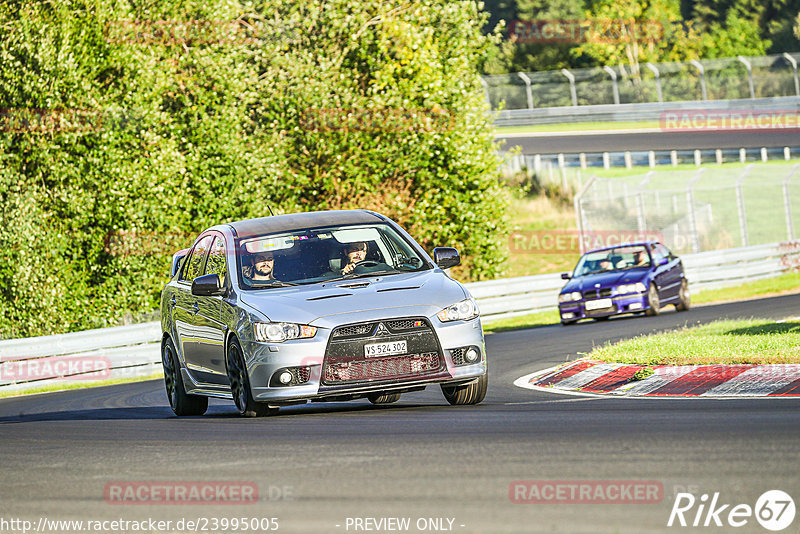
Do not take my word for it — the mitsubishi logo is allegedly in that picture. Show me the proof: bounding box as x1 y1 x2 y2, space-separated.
375 323 390 336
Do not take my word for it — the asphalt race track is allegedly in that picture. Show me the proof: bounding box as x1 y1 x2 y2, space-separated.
498 129 800 154
1 294 800 533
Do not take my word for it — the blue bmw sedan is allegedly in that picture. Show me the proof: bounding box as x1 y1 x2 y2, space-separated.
557 241 690 325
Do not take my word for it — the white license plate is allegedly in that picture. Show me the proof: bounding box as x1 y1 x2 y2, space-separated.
585 298 613 311
364 340 407 358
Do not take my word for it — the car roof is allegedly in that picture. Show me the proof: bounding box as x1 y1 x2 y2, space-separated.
224 209 387 239
583 241 660 254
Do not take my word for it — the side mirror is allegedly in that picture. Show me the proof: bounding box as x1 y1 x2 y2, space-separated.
658 257 669 266
171 248 190 278
561 272 571 280
192 273 225 297
432 247 461 269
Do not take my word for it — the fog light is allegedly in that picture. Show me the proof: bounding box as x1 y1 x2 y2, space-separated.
465 348 479 363
278 371 293 385
562 312 575 319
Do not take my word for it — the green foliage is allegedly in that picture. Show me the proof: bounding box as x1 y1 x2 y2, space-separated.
0 0 507 338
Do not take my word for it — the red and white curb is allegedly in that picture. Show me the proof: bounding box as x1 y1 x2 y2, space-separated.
515 360 800 397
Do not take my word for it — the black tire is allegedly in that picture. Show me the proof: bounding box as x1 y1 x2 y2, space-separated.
367 392 401 404
226 338 278 417
644 283 661 316
676 279 691 311
441 373 487 405
162 337 208 416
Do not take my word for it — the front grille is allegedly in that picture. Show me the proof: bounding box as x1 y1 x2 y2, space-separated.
322 317 443 385
583 288 612 299
385 319 428 332
331 324 373 339
323 352 440 383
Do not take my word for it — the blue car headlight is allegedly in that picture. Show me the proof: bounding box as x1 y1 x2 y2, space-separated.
558 291 582 303
616 282 646 295
254 322 317 342
437 298 479 322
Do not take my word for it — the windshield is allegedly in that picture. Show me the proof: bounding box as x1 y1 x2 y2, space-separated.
572 245 651 276
236 223 431 289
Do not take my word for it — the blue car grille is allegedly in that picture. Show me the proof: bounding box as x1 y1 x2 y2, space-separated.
583 288 612 300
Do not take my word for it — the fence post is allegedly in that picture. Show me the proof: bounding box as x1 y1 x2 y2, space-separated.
646 62 663 103
636 171 655 234
736 164 753 247
783 53 800 97
783 164 799 241
574 176 597 254
690 60 708 101
561 68 578 106
479 77 492 109
737 56 756 99
517 72 534 110
687 169 706 253
603 66 620 105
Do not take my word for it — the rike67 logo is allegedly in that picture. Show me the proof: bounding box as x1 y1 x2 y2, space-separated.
668 490 795 531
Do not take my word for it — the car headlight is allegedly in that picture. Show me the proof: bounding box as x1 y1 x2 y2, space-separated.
616 282 646 295
254 322 317 342
558 291 582 303
436 298 479 322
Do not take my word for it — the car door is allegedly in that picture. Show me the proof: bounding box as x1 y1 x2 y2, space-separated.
189 234 229 385
174 234 213 384
652 244 682 302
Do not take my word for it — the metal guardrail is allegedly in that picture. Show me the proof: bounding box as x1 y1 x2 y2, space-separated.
493 95 800 128
1 240 797 392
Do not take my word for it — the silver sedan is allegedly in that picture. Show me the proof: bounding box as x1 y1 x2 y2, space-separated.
160 210 487 417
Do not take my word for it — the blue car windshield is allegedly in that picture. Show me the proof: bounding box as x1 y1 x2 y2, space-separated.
573 245 651 276
236 223 431 289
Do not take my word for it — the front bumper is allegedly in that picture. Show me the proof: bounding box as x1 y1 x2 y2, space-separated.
559 292 649 322
243 314 486 403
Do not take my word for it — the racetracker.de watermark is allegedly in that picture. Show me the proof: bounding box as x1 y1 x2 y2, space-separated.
1 355 111 382
299 107 454 134
508 19 668 44
104 482 271 505
105 19 298 46
509 480 664 504
509 230 664 255
0 108 104 134
660 110 800 132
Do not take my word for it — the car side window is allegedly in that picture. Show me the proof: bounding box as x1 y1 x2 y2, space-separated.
181 235 213 282
205 236 227 284
652 244 670 263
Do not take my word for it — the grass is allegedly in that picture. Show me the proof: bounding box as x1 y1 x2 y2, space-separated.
588 318 800 365
693 271 800 305
0 371 163 398
504 194 580 278
483 310 560 333
494 121 659 135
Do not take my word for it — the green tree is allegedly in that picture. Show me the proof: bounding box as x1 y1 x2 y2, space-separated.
0 0 507 337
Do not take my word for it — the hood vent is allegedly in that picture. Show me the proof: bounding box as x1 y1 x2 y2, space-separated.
306 293 353 301
377 286 420 293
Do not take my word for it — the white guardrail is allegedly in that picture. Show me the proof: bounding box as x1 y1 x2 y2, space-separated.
0 241 798 392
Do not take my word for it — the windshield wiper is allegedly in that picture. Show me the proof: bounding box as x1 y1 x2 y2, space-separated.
251 280 298 288
325 270 403 282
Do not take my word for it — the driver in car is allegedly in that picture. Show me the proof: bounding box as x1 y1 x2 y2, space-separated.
247 252 276 281
341 242 367 275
